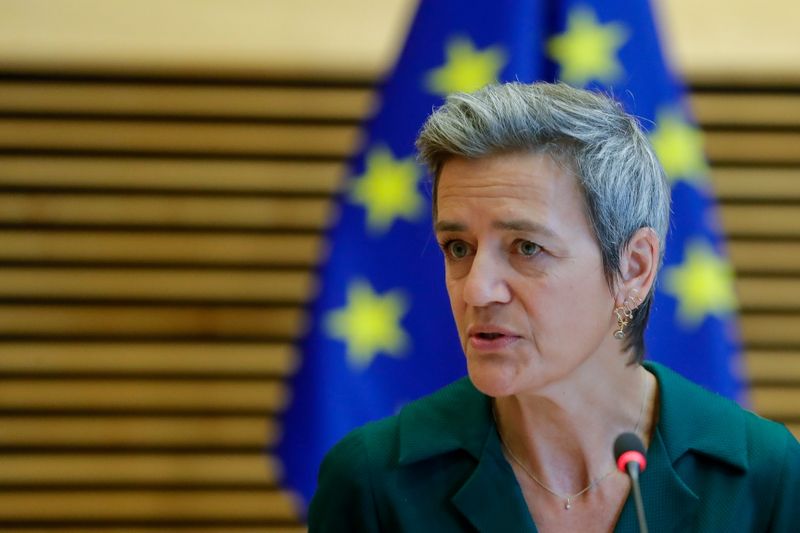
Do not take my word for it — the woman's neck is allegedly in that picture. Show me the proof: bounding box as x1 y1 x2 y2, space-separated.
493 358 656 494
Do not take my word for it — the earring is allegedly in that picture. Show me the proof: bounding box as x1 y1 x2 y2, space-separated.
613 290 642 339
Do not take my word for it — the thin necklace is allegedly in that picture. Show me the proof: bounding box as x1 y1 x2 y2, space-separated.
494 369 649 511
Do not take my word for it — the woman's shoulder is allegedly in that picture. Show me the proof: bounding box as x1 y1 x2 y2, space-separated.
321 375 486 468
646 361 799 529
648 361 792 445
318 408 400 475
648 361 798 493
649 361 794 451
308 376 489 531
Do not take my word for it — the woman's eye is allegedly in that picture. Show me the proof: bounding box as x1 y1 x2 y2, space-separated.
445 240 471 259
517 240 541 257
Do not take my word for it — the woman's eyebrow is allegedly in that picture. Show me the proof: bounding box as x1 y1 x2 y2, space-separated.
435 219 558 239
434 221 465 232
493 219 557 239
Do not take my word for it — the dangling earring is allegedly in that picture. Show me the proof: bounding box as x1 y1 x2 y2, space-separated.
613 290 642 339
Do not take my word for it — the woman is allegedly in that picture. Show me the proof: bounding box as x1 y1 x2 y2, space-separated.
308 82 799 532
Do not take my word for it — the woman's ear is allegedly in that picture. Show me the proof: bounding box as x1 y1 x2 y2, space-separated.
616 227 660 306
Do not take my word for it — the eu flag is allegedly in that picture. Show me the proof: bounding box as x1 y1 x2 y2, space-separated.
278 0 743 507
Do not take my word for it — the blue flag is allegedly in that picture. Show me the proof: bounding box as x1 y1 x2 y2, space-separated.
278 0 743 507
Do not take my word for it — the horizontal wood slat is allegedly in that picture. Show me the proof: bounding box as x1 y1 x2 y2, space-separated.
0 416 275 448
0 343 296 375
728 241 800 273
0 193 330 229
0 379 287 412
741 314 800 345
0 491 297 521
705 131 800 164
0 156 344 193
692 93 800 126
746 351 800 382
750 387 800 419
0 305 302 337
0 454 278 485
0 230 324 266
0 268 315 303
0 82 374 119
720 205 800 237
737 277 800 310
0 119 360 156
711 167 800 200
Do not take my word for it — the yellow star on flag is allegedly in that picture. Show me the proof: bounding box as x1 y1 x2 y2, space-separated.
324 279 410 371
649 110 709 184
547 7 628 87
425 37 507 96
349 147 424 234
663 240 737 328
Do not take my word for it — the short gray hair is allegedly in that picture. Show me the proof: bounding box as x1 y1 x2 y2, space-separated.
416 82 670 363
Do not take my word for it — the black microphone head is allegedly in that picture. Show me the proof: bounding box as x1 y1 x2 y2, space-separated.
614 432 645 460
614 432 647 473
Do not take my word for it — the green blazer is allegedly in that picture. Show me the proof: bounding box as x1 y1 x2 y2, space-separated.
309 362 800 532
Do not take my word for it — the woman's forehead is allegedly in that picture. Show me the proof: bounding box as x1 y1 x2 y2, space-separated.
434 152 593 243
437 153 581 209
439 149 578 187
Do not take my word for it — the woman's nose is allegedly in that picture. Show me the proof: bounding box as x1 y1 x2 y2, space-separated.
462 250 511 307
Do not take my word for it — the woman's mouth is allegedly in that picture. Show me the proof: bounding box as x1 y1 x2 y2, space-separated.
468 329 519 350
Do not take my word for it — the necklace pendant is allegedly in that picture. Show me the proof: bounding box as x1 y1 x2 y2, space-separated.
564 498 571 510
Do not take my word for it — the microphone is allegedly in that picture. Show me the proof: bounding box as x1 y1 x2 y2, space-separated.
614 432 648 533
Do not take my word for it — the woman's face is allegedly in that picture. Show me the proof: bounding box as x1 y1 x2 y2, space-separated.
435 151 619 398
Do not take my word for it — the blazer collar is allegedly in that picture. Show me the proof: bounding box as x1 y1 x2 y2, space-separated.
451 425 537 532
397 377 491 465
397 378 536 531
398 364 749 472
644 361 748 472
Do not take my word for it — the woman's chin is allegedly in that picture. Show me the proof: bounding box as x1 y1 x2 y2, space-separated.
466 356 520 398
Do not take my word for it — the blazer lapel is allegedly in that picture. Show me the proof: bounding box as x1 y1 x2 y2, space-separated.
616 362 749 532
615 427 700 532
452 427 537 533
397 378 536 532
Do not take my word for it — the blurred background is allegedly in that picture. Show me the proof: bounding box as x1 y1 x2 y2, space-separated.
0 0 798 531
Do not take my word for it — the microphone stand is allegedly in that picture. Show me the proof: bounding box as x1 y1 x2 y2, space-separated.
626 462 648 533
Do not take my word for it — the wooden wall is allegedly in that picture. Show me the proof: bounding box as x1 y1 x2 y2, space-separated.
0 74 373 531
0 0 799 530
696 88 800 433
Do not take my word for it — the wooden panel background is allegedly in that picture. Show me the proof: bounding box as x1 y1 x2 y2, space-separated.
0 75 799 531
696 87 800 440
0 75 371 531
